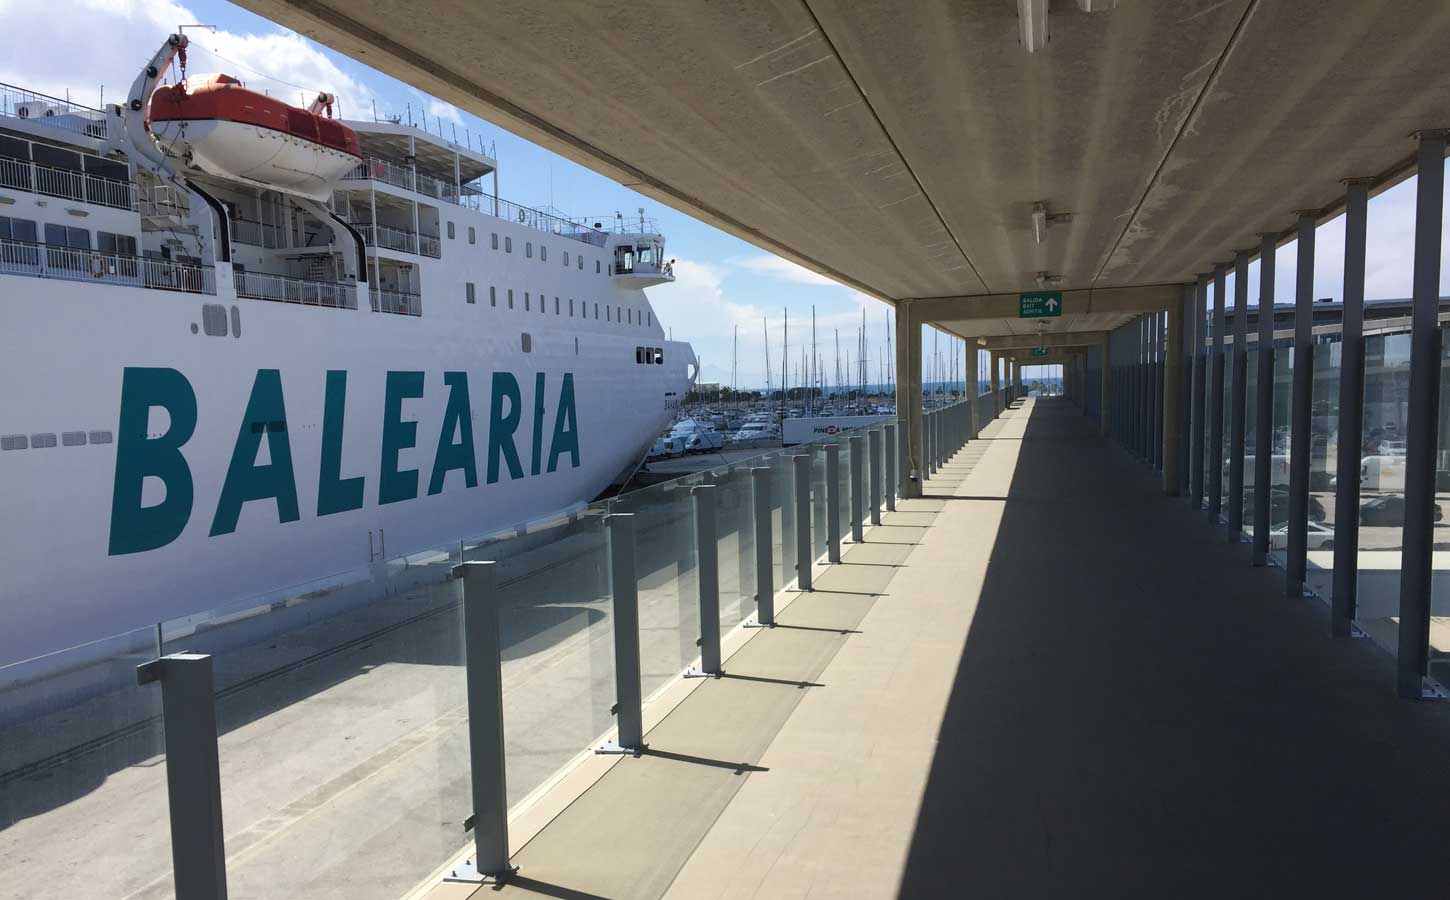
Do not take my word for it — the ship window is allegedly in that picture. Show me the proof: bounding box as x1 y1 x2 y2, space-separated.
521 333 532 353
505 236 512 253
628 308 633 325
575 336 579 355
635 347 643 364
525 242 533 259
539 291 545 314
45 223 90 249
468 226 476 244
524 291 530 311
447 222 456 239
466 282 476 304
616 305 621 323
490 285 497 307
540 245 547 261
569 298 575 316
577 256 583 270
563 251 569 267
595 260 601 274
98 232 137 256
606 306 611 322
654 347 664 365
594 302 599 319
648 311 653 327
0 216 38 242
554 296 559 315
508 288 514 309
491 232 499 250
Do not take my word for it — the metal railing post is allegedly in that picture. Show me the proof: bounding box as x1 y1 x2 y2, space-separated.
687 484 722 675
884 423 898 512
849 434 865 542
447 562 516 883
752 467 775 625
600 513 644 752
868 428 883 525
825 445 842 563
793 455 813 590
136 653 228 900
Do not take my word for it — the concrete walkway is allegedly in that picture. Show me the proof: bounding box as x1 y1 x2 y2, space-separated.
463 397 1450 899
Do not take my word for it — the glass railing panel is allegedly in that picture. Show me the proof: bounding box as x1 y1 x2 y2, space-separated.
466 512 616 807
1354 331 1411 652
835 435 852 537
607 474 701 699
1428 326 1450 687
712 463 757 632
1268 345 1294 567
811 443 830 560
0 625 170 900
160 547 469 900
769 452 794 593
1305 338 1341 601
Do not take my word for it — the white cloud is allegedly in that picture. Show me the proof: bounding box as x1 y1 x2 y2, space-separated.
735 254 840 287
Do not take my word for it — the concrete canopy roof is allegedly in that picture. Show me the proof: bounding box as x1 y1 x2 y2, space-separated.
241 0 1450 323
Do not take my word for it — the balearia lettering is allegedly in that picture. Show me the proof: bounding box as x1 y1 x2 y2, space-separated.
108 367 581 556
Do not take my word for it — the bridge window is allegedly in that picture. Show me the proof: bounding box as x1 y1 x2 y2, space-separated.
97 231 137 256
654 347 664 365
447 222 455 240
0 216 38 242
466 282 476 304
468 226 476 244
491 232 498 250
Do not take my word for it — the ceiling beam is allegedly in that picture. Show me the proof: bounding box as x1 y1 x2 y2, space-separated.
979 331 1110 350
909 283 1181 323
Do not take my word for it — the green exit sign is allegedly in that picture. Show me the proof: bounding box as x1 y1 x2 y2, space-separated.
1031 347 1049 357
1019 291 1062 318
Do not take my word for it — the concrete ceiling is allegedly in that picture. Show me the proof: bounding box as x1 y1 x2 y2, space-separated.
240 0 1450 325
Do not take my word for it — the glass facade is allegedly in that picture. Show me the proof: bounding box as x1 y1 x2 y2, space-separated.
1354 332 1410 651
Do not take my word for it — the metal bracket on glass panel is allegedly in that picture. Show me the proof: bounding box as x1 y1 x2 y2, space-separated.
684 666 723 679
595 738 646 756
742 616 773 629
1349 622 1368 639
442 857 518 885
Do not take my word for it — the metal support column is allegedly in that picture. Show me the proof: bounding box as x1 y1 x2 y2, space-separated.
1208 263 1228 520
1397 130 1448 698
1331 179 1373 637
825 445 842 563
884 423 898 512
849 433 865 542
895 301 924 497
793 455 812 591
751 468 775 625
990 351 1002 420
1189 275 1208 508
1286 212 1317 597
688 484 722 674
896 415 909 501
1228 250 1250 541
868 428 883 525
1163 299 1184 495
602 514 644 753
449 562 516 882
136 653 228 900
1252 235 1277 567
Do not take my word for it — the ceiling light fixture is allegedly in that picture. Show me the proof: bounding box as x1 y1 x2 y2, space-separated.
1031 203 1048 244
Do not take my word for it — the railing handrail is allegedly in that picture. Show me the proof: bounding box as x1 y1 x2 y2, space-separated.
0 81 108 140
0 154 137 211
236 270 358 309
0 236 215 294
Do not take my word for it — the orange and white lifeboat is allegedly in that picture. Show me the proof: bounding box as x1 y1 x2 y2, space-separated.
149 74 361 201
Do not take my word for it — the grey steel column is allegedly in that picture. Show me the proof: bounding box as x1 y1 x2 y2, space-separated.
896 300 924 497
604 513 644 752
751 467 775 626
793 454 812 591
884 423 897 512
1398 131 1448 698
1228 250 1250 541
849 433 865 542
1163 299 1184 495
136 653 227 900
1189 275 1208 508
689 485 722 674
1331 180 1373 637
450 562 514 881
1208 262 1228 520
1252 234 1277 567
868 428 883 525
1099 335 1111 437
1286 212 1317 597
825 444 842 563
923 409 933 479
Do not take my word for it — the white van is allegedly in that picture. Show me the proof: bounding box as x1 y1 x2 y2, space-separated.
1361 455 1406 492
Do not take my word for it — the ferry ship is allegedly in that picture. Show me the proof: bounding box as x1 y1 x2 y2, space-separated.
0 34 695 666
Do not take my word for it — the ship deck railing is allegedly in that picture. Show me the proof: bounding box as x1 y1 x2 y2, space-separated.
235 271 358 309
0 81 108 141
341 155 610 245
357 222 441 259
232 217 284 250
369 285 422 316
0 237 215 294
0 154 137 211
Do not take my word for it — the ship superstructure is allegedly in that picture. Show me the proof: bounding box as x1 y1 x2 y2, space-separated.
0 35 693 665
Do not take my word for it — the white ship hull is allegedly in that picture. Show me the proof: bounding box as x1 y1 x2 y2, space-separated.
0 275 691 665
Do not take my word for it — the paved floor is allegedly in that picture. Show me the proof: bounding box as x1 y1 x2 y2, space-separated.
468 396 1450 900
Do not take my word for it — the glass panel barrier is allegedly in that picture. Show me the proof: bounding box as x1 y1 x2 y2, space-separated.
1355 332 1410 651
1429 325 1450 688
715 463 756 631
0 626 170 900
1242 345 1259 542
1305 337 1341 601
1268 345 1294 567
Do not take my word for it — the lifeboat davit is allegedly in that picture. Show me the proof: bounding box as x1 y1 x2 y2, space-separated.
149 74 362 201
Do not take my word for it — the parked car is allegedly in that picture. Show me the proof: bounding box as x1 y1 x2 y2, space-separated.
646 436 686 460
1268 520 1335 551
1360 494 1444 527
1377 440 1408 457
729 422 780 442
684 431 724 453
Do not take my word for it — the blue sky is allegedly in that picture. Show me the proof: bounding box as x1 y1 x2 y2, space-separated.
3 0 1443 392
